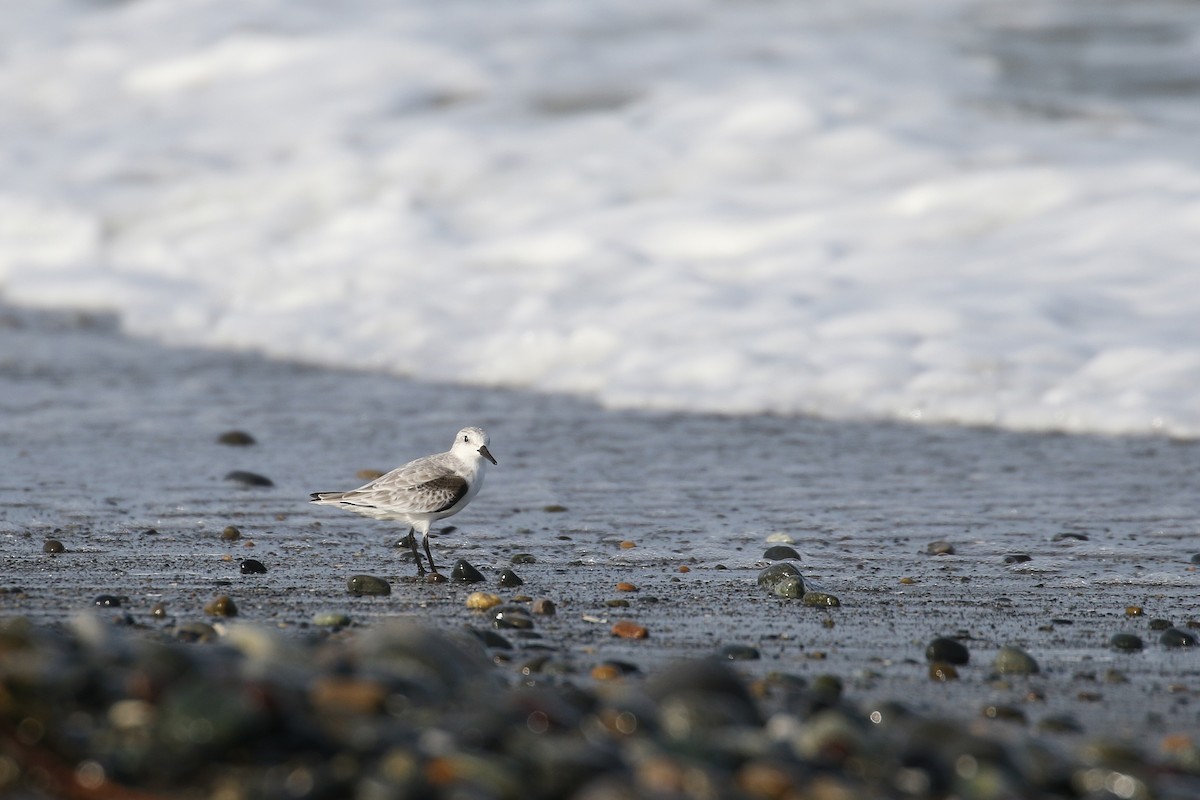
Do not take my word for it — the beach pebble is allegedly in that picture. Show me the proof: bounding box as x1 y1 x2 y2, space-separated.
313 612 351 627
1192 553 1200 564
611 620 649 639
511 553 537 564
620 540 636 549
532 598 556 615
94 594 121 607
451 559 486 583
757 562 803 593
174 621 218 643
310 676 387 715
925 540 955 556
43 539 65 553
983 704 1026 723
217 430 256 446
1148 618 1173 631
766 532 795 544
204 595 238 617
616 582 638 592
1052 532 1088 542
224 470 274 488
1003 553 1032 564
221 526 241 541
239 558 267 575
543 505 568 513
592 661 638 680
466 592 502 611
1125 605 1144 617
926 636 970 665
151 603 167 618
763 545 802 561
718 644 760 661
347 575 391 596
773 576 805 599
993 644 1039 675
492 606 534 630
606 599 630 608
802 592 841 607
498 569 523 587
1161 628 1197 648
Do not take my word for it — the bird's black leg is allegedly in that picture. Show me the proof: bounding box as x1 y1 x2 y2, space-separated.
405 527 426 576
423 533 439 575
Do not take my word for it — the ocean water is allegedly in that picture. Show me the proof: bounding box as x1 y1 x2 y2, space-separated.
2 0 1200 436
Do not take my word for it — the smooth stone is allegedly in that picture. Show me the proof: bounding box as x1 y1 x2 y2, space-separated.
466 592 502 611
492 606 534 630
94 594 122 608
313 612 351 627
217 430 256 446
543 504 568 513
926 636 970 665
510 553 538 564
763 545 802 561
1148 618 1173 631
802 591 840 607
765 532 795 544
1192 553 1200 564
757 562 801 588
718 644 760 661
531 598 556 615
1161 628 1198 648
982 704 1027 723
611 620 649 639
239 558 267 575
1052 532 1088 542
347 574 391 596
174 622 218 643
1003 553 1032 564
151 603 167 618
498 569 523 587
1038 715 1082 734
993 644 1039 675
772 576 805 599
223 470 274 488
220 526 241 541
204 595 238 617
605 599 630 608
471 629 513 649
43 539 65 554
451 559 486 583
925 540 955 556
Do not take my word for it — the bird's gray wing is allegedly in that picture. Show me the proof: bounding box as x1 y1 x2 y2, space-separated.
336 470 468 515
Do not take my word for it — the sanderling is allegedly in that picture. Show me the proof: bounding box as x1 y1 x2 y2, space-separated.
310 427 497 576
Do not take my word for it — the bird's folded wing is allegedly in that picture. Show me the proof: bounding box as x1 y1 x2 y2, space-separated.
339 474 469 514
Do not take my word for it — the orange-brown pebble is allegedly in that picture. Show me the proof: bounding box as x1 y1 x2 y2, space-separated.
611 620 648 639
616 582 639 592
899 577 916 585
737 761 794 799
221 554 233 562
678 565 690 573
929 662 959 681
1161 732 1197 754
424 756 457 786
619 540 636 549
427 572 447 584
592 663 623 681
1125 605 1144 617
309 676 387 714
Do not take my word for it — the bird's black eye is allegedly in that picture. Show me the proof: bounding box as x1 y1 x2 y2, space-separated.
463 435 468 442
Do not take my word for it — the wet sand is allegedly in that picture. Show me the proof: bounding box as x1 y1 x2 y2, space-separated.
2 303 1200 766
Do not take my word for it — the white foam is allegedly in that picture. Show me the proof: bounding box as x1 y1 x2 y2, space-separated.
3 0 1200 437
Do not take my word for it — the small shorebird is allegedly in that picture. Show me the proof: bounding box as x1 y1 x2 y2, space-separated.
310 427 497 576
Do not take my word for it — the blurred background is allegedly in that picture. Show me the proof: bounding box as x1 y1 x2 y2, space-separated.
3 0 1200 436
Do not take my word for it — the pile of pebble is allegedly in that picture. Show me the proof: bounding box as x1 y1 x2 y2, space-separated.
2 614 1199 800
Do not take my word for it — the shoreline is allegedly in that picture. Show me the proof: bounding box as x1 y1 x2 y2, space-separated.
2 304 1200 796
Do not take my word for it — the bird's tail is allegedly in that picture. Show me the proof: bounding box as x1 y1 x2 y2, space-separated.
309 491 344 503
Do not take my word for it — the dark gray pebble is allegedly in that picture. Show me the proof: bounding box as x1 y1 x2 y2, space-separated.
1003 553 1032 564
174 621 218 643
983 704 1027 723
1110 633 1144 652
451 559 486 583
499 569 523 587
1161 628 1198 648
925 636 970 665
347 574 391 596
925 540 955 556
993 644 1039 675
1052 532 1088 542
1148 618 1172 631
757 561 801 588
774 576 805 599
763 545 802 561
471 628 514 649
1038 715 1082 734
511 553 538 564
240 558 267 575
94 594 121 607
217 430 256 446
1192 553 1200 564
718 644 761 661
492 605 534 630
221 525 241 541
43 539 65 554
802 591 841 607
224 470 274 488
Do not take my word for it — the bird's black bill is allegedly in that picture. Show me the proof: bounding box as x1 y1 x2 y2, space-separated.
479 445 498 465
